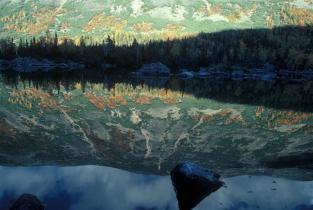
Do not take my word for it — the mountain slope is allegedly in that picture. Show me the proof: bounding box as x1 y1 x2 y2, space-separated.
0 0 312 43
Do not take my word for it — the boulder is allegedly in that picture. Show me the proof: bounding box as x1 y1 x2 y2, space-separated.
177 69 195 79
56 63 68 69
197 68 210 78
171 162 224 210
231 70 244 80
9 194 44 210
134 62 171 77
67 60 85 70
11 57 30 72
41 59 55 72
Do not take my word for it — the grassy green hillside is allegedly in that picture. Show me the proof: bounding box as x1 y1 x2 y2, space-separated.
0 0 312 44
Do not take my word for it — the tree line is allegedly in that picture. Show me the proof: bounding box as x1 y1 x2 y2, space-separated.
1 25 313 71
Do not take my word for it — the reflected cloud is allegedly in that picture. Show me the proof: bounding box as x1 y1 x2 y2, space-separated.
198 176 313 210
0 166 312 210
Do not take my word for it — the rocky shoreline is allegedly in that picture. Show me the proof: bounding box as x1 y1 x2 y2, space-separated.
2 59 313 84
132 62 313 83
0 57 85 72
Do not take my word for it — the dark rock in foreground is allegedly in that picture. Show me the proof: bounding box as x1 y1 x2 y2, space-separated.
171 162 224 210
9 194 44 210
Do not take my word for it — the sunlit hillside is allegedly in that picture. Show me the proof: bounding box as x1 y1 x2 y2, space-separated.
1 0 312 43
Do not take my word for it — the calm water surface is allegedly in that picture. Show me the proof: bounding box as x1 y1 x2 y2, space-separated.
0 166 312 210
0 71 312 209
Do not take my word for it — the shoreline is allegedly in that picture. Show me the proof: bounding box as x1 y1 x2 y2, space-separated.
1 58 313 83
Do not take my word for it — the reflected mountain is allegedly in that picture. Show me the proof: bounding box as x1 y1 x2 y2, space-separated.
0 166 312 210
0 72 313 180
2 70 313 111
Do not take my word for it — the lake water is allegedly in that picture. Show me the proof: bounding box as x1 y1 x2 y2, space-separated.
0 71 313 209
0 166 312 210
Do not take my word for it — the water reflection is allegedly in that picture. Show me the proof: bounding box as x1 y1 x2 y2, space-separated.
0 166 312 210
0 71 313 179
2 70 313 111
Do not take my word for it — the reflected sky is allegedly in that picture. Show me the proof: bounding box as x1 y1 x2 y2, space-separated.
0 166 312 210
